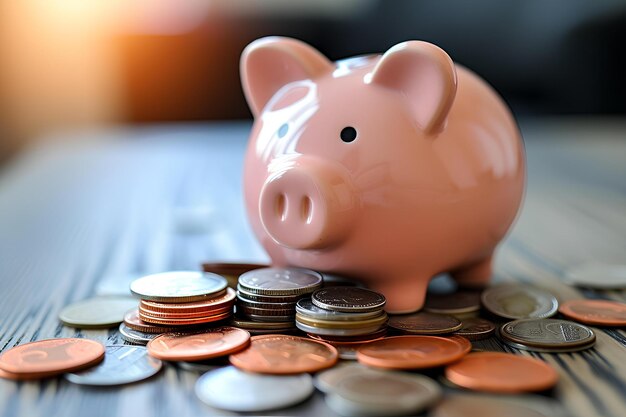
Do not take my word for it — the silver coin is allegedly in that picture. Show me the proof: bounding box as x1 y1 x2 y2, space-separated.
315 363 381 393
236 285 302 303
195 366 314 412
59 296 138 329
501 338 596 353
176 361 222 373
296 320 385 336
236 294 297 310
312 287 386 313
119 323 159 345
296 298 384 321
238 268 323 296
65 345 162 386
481 284 558 319
130 271 227 302
230 316 295 330
428 393 568 417
565 263 626 289
499 318 595 350
239 312 295 322
325 369 441 417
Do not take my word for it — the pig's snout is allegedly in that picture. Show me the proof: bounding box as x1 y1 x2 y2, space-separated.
259 159 357 250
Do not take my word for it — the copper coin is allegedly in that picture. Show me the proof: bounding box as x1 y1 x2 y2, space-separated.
123 309 180 333
424 290 482 315
139 304 233 319
453 318 496 341
139 288 236 314
202 262 268 278
0 338 105 379
445 352 558 393
229 334 338 374
357 335 471 370
147 327 250 361
139 310 231 326
559 299 626 326
388 312 462 335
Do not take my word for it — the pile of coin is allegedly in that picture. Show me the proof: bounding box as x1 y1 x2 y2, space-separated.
130 271 234 327
233 268 323 333
296 287 388 358
481 284 599 352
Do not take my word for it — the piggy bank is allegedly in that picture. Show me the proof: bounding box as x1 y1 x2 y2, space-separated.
240 37 525 313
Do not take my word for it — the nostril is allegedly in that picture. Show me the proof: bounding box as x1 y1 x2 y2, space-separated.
276 193 287 221
301 196 313 224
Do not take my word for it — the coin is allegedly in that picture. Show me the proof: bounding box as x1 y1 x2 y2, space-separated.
424 290 482 315
296 312 388 330
296 298 383 321
130 271 228 302
453 318 496 341
388 312 462 335
147 327 250 361
296 320 385 337
140 310 231 326
236 295 297 310
429 393 568 417
65 345 162 386
481 284 558 319
499 318 596 352
312 287 386 313
230 317 295 330
139 287 236 314
324 368 441 416
123 309 181 333
139 304 233 319
445 352 558 393
195 366 314 412
59 296 139 329
0 338 105 380
238 268 323 296
307 328 387 344
237 285 302 303
357 335 470 370
119 323 159 345
559 299 626 326
565 263 626 289
202 262 268 278
229 334 338 374
238 312 295 322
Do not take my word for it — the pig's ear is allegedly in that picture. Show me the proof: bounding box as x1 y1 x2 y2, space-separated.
241 37 333 117
370 41 457 135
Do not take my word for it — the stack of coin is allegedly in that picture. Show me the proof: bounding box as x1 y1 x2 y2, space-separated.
296 287 388 352
234 268 323 332
130 271 235 327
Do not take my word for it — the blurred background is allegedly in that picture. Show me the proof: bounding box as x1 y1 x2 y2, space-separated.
1 0 625 163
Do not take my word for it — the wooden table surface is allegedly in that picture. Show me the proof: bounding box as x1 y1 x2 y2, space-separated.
0 119 625 417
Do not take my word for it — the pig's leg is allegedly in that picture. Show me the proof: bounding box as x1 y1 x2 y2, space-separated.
451 254 493 288
368 278 429 314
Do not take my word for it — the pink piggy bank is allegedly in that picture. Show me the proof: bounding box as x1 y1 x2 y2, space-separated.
240 37 525 313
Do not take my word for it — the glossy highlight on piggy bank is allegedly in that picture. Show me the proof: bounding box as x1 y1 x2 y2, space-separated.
240 37 525 313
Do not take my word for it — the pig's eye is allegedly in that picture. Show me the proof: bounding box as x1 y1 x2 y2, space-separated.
277 123 289 138
340 126 357 142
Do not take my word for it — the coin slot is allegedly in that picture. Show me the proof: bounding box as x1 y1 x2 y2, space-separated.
276 193 287 221
301 196 313 224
